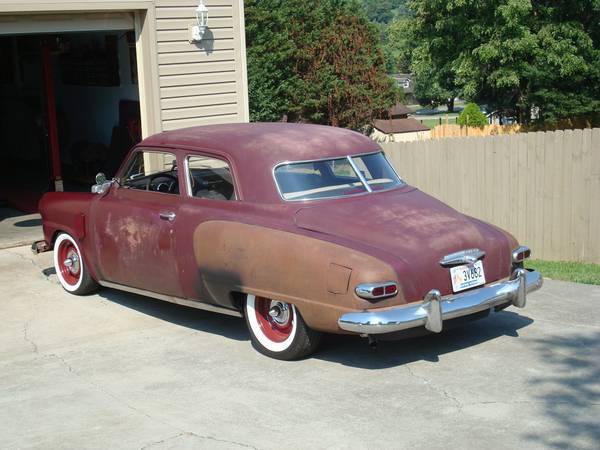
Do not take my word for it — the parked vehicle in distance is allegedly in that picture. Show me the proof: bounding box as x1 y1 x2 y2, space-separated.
32 123 542 360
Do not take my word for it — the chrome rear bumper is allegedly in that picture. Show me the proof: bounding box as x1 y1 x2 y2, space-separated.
338 269 542 335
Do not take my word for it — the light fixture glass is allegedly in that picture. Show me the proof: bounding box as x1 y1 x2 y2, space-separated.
196 0 209 31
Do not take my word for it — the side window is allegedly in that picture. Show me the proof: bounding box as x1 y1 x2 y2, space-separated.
121 150 179 195
187 155 236 201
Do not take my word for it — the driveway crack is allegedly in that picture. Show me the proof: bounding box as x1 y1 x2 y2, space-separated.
5 249 56 284
405 364 463 412
23 318 38 354
49 352 258 450
141 431 258 449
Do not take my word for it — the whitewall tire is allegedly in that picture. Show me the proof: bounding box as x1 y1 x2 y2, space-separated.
244 294 322 360
53 233 98 295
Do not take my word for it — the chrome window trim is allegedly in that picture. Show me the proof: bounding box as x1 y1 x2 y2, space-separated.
184 156 193 197
272 150 405 202
184 153 239 201
346 155 373 193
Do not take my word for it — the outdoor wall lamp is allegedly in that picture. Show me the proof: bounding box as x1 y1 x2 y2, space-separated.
190 0 209 42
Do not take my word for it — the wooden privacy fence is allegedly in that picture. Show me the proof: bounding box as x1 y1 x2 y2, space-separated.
430 124 522 139
382 128 600 264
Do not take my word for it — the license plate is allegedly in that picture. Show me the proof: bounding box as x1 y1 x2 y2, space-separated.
450 260 486 293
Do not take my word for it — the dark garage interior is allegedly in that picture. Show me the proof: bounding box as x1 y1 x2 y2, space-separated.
0 30 141 213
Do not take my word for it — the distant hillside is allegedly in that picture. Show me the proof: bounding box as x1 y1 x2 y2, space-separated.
361 0 410 24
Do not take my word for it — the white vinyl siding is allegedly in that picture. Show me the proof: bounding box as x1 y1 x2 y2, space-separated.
0 0 249 134
155 0 248 131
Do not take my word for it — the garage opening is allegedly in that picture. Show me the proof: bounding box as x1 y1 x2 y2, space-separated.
0 16 141 213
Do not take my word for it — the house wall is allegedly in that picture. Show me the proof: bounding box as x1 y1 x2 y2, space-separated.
0 0 249 137
155 0 249 131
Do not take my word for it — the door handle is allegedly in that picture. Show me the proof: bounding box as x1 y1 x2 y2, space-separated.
159 212 176 221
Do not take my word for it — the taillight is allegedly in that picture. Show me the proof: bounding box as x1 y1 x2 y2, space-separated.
512 246 531 263
355 282 398 300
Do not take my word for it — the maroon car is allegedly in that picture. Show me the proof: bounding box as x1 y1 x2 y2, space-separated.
33 123 542 360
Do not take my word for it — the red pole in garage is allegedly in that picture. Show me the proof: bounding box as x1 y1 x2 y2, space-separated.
41 38 63 192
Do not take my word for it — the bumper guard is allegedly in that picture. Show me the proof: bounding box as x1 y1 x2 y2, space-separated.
338 269 542 335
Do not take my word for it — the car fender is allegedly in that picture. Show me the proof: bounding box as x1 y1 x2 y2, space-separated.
192 220 403 333
38 192 100 281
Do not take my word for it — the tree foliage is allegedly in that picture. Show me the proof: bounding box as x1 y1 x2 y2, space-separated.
245 0 401 129
457 103 488 126
361 0 409 24
390 0 600 125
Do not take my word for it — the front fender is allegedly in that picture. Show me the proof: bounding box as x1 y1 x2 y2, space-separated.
38 191 99 281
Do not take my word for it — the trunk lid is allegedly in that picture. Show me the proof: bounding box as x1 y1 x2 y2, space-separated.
294 188 515 300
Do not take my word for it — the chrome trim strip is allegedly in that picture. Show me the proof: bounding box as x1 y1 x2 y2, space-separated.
338 269 543 334
439 248 486 266
98 281 243 318
346 155 372 193
184 156 193 197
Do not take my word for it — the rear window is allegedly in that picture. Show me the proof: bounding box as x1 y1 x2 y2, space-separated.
274 152 403 201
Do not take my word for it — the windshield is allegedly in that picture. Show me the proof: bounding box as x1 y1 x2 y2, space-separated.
274 152 404 201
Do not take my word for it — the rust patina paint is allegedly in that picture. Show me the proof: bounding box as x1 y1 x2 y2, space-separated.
37 123 522 335
192 221 402 333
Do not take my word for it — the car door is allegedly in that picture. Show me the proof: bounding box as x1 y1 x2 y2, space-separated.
90 148 184 298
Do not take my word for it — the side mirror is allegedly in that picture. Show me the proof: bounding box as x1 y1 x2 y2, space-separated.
92 172 114 195
95 172 107 184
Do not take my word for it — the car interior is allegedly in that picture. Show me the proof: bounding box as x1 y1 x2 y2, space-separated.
121 152 235 201
189 167 236 200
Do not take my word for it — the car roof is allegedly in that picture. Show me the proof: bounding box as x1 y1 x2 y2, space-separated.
141 122 379 163
139 122 382 203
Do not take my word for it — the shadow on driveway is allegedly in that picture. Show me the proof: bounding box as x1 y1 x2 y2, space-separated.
98 282 533 369
523 331 600 449
316 310 533 369
41 264 535 368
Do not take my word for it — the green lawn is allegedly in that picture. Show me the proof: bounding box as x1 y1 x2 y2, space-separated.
527 259 600 285
418 117 458 129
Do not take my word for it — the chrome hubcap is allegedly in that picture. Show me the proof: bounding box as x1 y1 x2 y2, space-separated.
63 253 79 274
268 301 290 325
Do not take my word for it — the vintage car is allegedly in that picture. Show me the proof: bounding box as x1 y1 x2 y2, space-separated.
33 123 542 360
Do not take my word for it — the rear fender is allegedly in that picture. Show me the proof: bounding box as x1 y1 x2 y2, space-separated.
192 221 402 333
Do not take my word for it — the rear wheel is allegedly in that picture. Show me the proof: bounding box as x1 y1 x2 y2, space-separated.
53 233 99 295
245 295 322 360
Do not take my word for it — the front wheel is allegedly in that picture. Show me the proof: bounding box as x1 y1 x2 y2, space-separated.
245 295 322 360
53 233 99 295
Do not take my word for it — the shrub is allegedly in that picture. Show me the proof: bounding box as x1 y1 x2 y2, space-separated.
457 103 488 127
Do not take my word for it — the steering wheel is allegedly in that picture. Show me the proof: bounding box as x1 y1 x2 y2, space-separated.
147 173 179 193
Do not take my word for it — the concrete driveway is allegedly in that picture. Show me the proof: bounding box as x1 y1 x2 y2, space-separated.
1 246 599 450
0 207 43 250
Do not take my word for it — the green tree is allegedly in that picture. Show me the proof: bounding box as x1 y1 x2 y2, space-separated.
393 0 600 125
457 103 488 126
385 17 415 73
362 0 408 24
245 0 401 129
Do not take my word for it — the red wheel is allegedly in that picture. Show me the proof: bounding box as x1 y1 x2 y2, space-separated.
57 238 81 287
245 294 322 360
253 296 295 345
53 233 98 295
